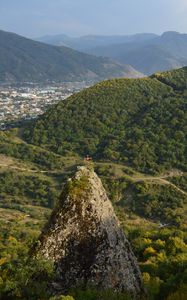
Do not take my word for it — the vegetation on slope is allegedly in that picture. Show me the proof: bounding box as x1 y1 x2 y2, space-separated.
0 68 186 299
152 67 187 90
0 170 59 208
0 152 186 299
0 129 66 170
25 67 187 174
0 162 186 300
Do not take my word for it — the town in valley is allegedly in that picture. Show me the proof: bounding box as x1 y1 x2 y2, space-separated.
0 81 91 130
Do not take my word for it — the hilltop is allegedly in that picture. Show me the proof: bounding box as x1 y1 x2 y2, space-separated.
0 29 141 84
25 67 187 174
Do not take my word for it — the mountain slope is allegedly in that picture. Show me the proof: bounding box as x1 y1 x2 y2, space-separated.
25 67 187 174
86 31 187 75
89 43 183 75
0 67 186 299
0 30 141 84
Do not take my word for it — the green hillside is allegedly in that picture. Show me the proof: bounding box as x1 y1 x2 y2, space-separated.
0 130 186 300
25 67 187 174
0 29 141 83
0 68 186 299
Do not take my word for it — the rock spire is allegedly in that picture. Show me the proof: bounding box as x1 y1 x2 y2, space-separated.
36 166 144 297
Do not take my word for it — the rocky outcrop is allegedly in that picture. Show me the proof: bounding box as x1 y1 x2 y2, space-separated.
36 166 144 297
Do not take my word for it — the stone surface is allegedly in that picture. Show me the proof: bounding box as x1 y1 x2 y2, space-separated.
36 166 144 297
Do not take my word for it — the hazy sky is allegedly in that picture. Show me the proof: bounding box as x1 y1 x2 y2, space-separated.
0 0 187 37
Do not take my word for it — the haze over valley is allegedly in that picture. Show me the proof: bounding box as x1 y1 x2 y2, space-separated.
36 31 187 75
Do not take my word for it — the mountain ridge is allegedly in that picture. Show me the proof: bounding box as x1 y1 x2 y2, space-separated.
0 29 142 84
38 31 187 75
36 32 158 50
85 31 187 74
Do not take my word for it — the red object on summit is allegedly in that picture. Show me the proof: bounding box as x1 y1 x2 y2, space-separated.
84 155 92 162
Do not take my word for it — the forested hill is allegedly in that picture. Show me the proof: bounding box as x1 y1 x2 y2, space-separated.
0 29 142 83
152 67 187 90
25 67 187 174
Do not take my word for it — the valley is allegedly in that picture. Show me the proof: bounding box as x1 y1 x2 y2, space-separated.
0 82 90 129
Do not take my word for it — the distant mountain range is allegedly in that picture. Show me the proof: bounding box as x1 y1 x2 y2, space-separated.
36 31 187 75
36 33 157 51
0 30 142 84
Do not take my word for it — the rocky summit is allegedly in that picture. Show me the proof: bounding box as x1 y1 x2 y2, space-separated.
36 166 144 297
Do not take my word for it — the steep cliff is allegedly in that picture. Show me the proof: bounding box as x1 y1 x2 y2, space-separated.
36 166 144 297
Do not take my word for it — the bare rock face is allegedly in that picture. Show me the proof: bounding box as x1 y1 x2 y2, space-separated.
36 166 144 297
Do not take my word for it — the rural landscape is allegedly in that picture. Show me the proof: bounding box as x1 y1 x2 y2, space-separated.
0 1 186 300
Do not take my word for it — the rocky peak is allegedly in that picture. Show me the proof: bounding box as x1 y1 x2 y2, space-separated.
36 166 144 297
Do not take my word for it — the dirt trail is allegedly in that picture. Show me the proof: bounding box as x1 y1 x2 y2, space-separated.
0 163 58 174
159 178 187 196
133 173 187 196
0 163 186 196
